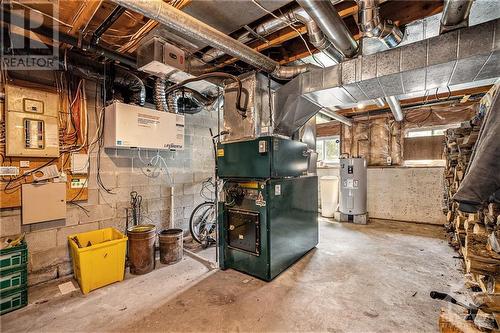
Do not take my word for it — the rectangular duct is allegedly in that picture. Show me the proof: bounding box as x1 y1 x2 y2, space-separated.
293 19 500 108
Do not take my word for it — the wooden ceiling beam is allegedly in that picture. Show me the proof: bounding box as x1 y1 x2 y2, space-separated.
214 4 359 69
67 0 103 35
117 0 192 54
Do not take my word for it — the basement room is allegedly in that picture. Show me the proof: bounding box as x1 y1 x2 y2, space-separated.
0 0 499 332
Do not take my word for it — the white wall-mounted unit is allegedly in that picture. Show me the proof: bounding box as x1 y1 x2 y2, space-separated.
104 101 184 150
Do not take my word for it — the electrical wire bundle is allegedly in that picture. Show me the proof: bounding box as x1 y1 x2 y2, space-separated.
136 148 173 183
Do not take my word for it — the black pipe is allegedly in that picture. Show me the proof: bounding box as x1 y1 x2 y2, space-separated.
2 7 136 68
90 5 127 46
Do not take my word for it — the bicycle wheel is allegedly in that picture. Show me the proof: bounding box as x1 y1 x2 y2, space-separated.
189 202 216 244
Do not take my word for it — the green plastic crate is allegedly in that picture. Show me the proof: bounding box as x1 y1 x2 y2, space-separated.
0 287 28 315
0 266 27 293
0 241 28 272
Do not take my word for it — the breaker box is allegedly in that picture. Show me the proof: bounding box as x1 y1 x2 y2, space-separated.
5 85 60 157
104 101 184 150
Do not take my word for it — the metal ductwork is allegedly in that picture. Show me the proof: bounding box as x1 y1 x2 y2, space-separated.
293 10 345 62
290 19 499 109
154 75 217 114
296 0 359 58
384 96 403 121
202 5 344 64
154 77 168 112
110 0 313 79
167 88 217 114
440 0 474 33
113 70 146 106
357 0 404 48
373 97 386 107
320 108 353 126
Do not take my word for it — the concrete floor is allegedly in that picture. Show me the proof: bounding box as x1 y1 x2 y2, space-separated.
1 219 464 332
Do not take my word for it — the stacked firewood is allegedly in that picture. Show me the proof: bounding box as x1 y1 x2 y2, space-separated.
443 122 480 219
440 88 500 332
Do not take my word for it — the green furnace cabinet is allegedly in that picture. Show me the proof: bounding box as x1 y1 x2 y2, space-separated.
217 137 318 281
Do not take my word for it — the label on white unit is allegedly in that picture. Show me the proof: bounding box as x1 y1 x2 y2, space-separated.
137 113 160 128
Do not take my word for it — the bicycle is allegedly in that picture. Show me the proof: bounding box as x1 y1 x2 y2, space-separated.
189 129 227 247
189 177 218 246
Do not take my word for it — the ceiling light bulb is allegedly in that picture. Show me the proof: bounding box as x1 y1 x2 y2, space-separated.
357 102 366 109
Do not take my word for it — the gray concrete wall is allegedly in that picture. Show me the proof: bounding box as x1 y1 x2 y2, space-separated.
0 79 217 286
317 166 445 224
367 167 445 224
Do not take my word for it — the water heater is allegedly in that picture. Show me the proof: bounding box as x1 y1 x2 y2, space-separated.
339 158 367 215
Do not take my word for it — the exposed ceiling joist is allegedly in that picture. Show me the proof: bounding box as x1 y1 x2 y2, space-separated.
214 4 359 69
117 0 192 54
67 0 103 35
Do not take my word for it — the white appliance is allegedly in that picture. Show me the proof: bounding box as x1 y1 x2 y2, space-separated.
104 101 184 150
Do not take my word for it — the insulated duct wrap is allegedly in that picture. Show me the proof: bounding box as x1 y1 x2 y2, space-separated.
352 121 370 161
369 118 391 166
390 121 403 165
154 77 168 112
341 116 403 166
222 72 272 142
403 105 477 128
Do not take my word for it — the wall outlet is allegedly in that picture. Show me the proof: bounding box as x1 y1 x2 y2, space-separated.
20 161 30 168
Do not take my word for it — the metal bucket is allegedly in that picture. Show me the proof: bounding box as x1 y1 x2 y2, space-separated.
159 229 183 265
127 224 156 275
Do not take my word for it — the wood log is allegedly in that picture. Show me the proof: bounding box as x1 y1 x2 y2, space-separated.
470 293 500 313
439 309 481 333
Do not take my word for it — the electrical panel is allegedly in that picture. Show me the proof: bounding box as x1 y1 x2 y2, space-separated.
5 85 60 157
104 101 184 150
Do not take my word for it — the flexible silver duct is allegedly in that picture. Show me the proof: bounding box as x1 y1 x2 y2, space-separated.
113 70 146 106
110 0 311 79
202 5 344 64
357 0 404 48
297 0 359 57
154 77 168 112
167 88 216 114
440 0 474 33
385 96 403 122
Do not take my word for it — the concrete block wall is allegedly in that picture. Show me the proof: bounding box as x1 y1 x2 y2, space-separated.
316 166 446 224
0 79 217 286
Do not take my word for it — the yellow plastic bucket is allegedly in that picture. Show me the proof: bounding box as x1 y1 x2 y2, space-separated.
68 228 127 294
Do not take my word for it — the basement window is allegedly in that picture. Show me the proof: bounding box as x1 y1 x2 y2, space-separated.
317 136 340 164
403 124 459 166
405 124 459 138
